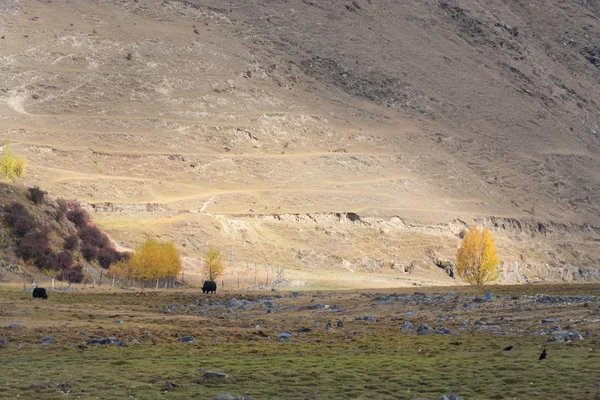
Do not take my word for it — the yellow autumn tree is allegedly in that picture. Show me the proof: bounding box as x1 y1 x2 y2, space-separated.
456 225 499 285
203 246 224 281
108 259 133 280
122 239 182 281
0 141 27 182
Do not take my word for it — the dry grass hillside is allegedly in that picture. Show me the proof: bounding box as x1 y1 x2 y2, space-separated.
1 0 599 287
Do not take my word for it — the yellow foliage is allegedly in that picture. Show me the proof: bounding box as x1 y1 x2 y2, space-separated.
203 246 224 281
116 239 181 280
0 141 26 182
456 225 500 285
108 259 132 280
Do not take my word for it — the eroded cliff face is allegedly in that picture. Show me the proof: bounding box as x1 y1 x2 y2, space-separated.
86 201 600 284
210 211 600 283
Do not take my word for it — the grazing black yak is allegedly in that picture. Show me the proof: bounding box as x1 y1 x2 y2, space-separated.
32 287 48 299
202 281 217 294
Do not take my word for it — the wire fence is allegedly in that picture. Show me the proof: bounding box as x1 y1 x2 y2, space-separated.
18 263 291 292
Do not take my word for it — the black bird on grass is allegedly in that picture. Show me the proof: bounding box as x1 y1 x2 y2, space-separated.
503 345 513 351
539 348 547 360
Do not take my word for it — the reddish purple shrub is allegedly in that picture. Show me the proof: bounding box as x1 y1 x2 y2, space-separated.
97 247 118 269
57 251 74 270
35 251 57 270
4 202 37 237
62 264 84 283
16 231 50 262
66 205 90 228
81 242 98 261
78 225 109 248
97 247 129 269
4 202 27 216
64 235 79 251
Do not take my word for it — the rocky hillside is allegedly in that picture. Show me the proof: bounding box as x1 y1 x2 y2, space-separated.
0 0 599 286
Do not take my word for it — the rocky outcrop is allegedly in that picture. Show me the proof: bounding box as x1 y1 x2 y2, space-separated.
218 211 600 240
85 202 170 213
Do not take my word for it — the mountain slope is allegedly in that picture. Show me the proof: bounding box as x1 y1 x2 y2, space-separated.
1 0 599 285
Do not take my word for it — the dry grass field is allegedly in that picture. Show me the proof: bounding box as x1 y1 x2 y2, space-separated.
1 284 599 399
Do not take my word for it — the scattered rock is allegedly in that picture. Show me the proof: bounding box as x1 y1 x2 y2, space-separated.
227 298 242 308
478 325 502 331
439 395 464 400
547 330 583 342
417 324 434 335
7 324 23 329
337 320 344 328
298 327 311 333
278 331 293 342
355 315 378 322
213 394 249 400
541 318 560 324
0 338 8 346
40 336 54 344
114 320 123 324
88 337 126 346
201 369 229 379
178 335 195 343
485 291 494 301
164 380 177 390
401 321 415 331
550 325 562 332
435 327 453 335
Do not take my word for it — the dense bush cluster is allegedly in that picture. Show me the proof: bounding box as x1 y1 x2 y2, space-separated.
4 203 36 237
3 196 129 284
73 208 129 268
4 202 56 270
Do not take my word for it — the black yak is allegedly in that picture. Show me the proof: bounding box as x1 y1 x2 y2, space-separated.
32 287 48 299
202 281 217 294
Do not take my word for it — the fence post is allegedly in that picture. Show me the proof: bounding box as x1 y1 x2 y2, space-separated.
237 277 239 289
112 274 115 288
222 280 224 291
99 271 103 288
